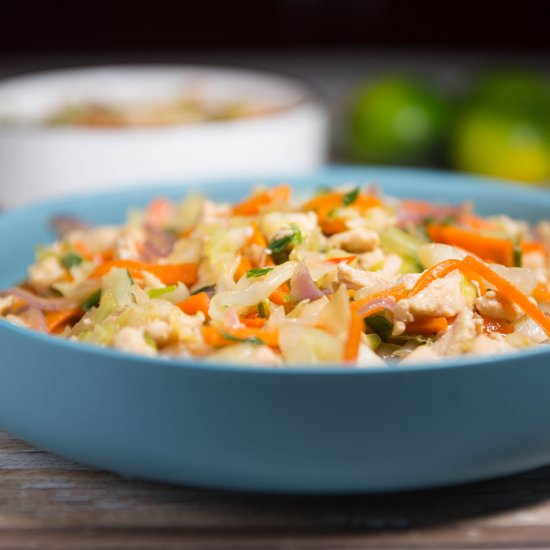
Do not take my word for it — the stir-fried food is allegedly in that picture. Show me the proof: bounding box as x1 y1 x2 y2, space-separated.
45 96 275 128
2 184 550 366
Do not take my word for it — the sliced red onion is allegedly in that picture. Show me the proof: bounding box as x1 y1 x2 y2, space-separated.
290 261 324 302
358 296 397 318
0 287 76 311
397 202 466 227
50 215 89 238
141 226 177 260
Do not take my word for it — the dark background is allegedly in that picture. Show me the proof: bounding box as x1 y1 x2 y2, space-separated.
1 0 549 54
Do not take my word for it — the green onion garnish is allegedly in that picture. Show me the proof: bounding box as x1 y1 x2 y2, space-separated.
60 251 83 269
246 267 273 278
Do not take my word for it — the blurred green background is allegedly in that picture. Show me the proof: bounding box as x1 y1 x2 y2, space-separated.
343 69 550 185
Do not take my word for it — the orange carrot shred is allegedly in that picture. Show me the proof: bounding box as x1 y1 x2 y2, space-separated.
45 308 83 334
344 305 363 362
232 184 291 216
427 224 515 266
178 292 210 318
234 256 252 281
408 259 487 297
90 260 198 286
405 316 448 335
463 255 550 338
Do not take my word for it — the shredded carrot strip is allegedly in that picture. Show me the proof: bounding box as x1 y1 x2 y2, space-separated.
45 308 83 334
405 316 448 335
240 312 267 328
202 326 279 347
534 283 550 303
460 214 499 231
463 255 550 338
353 283 409 312
427 224 515 266
326 255 357 265
247 224 268 248
302 192 383 235
408 259 487 297
73 241 93 260
232 184 291 216
178 292 210 317
269 282 291 306
344 305 363 362
90 260 198 286
234 256 252 281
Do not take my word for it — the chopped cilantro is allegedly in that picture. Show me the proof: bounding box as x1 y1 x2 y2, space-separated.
246 267 274 278
267 224 303 264
60 251 83 269
342 187 360 207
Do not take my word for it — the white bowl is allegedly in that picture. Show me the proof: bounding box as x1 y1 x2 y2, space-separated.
0 65 327 207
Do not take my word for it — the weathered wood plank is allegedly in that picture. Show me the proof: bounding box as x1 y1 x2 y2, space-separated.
3 428 550 549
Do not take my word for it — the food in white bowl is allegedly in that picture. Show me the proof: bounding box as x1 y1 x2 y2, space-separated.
2 182 549 366
0 66 327 207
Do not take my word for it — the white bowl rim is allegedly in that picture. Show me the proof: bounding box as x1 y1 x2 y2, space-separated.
0 63 324 136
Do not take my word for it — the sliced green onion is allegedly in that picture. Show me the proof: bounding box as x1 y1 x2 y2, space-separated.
246 267 273 278
147 285 177 298
364 310 394 341
257 301 268 318
81 289 101 312
267 224 303 264
60 251 83 269
342 187 359 206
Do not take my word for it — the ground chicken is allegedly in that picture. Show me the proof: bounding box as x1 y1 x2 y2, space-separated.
357 248 385 270
408 271 466 318
28 256 65 291
115 228 144 260
475 290 523 322
392 299 414 336
470 333 516 356
260 211 318 241
327 228 379 253
208 343 283 366
433 308 482 356
337 263 389 292
113 326 156 357
401 345 440 364
198 201 231 225
144 319 172 346
357 343 387 367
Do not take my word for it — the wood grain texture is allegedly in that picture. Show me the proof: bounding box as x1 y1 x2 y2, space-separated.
2 428 550 549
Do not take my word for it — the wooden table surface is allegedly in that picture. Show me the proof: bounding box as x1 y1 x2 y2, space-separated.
3 430 550 549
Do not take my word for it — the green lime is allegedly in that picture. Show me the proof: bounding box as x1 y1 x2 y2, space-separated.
344 75 452 165
451 70 550 184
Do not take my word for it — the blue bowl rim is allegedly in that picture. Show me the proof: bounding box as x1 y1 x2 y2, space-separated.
1 164 549 377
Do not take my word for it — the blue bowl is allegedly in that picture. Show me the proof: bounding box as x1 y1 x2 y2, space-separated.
1 166 550 494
